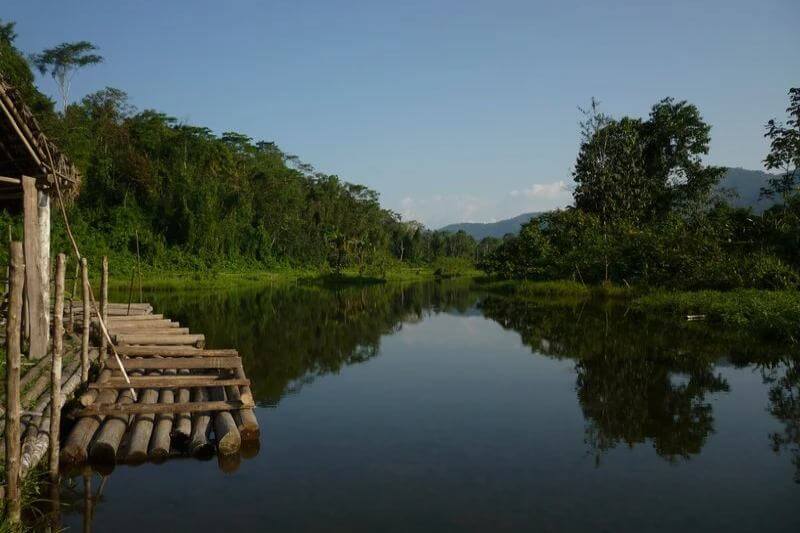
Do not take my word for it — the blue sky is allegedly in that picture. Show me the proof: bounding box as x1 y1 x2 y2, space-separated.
5 0 799 227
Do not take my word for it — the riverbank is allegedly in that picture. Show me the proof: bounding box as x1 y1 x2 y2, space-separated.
475 279 800 342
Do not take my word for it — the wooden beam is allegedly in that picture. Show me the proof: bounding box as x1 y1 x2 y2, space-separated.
5 241 24 524
114 346 236 358
22 175 47 358
106 356 241 371
90 377 250 389
76 400 253 417
114 333 205 347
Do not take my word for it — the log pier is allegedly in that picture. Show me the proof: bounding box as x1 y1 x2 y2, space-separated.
61 302 259 467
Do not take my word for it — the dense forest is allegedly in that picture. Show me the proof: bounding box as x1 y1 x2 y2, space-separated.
481 92 800 290
0 21 489 275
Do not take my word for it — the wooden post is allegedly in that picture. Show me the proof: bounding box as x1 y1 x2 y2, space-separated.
5 241 24 524
100 256 108 360
49 252 66 481
81 258 90 382
22 175 48 358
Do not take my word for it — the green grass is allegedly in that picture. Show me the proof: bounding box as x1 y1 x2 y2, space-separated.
632 289 800 342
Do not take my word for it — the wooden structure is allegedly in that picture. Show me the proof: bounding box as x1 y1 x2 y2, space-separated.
0 74 80 359
61 304 259 465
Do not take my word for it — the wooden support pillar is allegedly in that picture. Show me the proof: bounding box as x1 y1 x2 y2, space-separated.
5 241 24 524
100 256 108 361
49 253 66 481
22 175 49 359
81 258 90 382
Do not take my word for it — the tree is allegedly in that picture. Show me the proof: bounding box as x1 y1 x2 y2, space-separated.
761 88 800 203
0 18 17 44
31 41 103 111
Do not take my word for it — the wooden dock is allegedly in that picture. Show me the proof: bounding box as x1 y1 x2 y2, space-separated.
60 302 259 467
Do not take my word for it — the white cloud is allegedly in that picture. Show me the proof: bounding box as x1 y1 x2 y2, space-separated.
395 179 573 229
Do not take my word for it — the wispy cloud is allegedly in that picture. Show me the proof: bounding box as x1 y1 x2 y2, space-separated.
396 179 573 228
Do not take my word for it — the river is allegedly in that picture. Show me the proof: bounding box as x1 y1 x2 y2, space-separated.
47 280 799 532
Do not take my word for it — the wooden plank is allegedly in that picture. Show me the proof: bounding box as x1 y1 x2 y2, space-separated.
115 333 205 346
110 327 190 337
107 356 241 370
103 319 175 329
22 176 47 359
90 377 250 389
105 314 164 321
76 400 253 417
114 346 237 358
5 241 24 524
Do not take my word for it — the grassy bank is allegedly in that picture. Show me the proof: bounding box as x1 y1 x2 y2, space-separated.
475 278 800 342
632 289 800 342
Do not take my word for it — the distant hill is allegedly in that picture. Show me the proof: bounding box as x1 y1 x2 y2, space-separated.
439 212 542 240
715 167 780 213
439 168 783 240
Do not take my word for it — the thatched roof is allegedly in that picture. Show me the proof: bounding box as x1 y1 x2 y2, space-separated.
0 74 80 203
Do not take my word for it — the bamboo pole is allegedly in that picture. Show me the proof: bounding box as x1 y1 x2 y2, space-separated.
99 256 108 361
49 252 66 480
5 241 24 524
81 258 90 383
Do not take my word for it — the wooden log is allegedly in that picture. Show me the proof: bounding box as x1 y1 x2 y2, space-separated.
122 370 159 464
5 241 23 524
108 326 189 339
22 176 48 359
188 388 213 459
19 355 50 390
49 252 66 480
60 388 118 465
231 364 259 440
106 314 164 322
78 368 112 407
208 386 241 456
115 346 237 358
81 258 90 382
103 319 175 329
99 256 108 360
149 371 175 461
90 376 250 389
88 372 140 465
76 302 151 309
114 333 205 347
77 399 252 417
108 355 241 371
171 369 191 448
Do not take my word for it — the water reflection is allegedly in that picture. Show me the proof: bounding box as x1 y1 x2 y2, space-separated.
41 281 799 531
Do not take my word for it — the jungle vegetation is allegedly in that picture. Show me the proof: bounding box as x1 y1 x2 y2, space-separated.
0 22 491 277
480 91 800 291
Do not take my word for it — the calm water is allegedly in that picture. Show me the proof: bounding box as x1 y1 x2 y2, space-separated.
44 281 799 532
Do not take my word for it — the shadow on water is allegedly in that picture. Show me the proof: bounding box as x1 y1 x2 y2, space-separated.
38 280 800 530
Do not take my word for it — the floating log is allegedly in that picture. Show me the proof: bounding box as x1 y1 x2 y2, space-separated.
115 347 237 358
88 373 139 465
124 371 160 464
90 376 250 389
19 356 50 390
149 370 175 462
107 356 241 371
78 366 111 407
208 387 241 456
60 388 118 465
105 319 177 329
231 365 259 440
171 369 191 448
188 388 213 459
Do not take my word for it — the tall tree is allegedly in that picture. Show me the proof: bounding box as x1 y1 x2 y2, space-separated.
31 41 103 111
761 88 800 203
